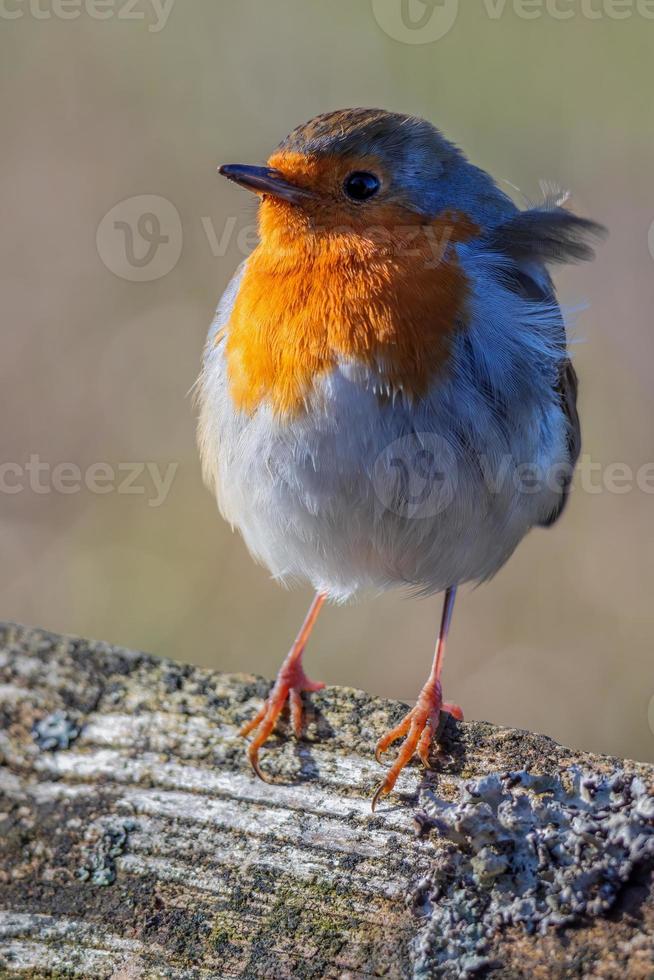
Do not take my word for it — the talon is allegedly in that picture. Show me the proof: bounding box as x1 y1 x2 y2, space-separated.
371 781 389 813
417 747 435 771
247 744 272 783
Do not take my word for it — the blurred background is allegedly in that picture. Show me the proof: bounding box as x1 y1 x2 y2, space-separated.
2 1 653 763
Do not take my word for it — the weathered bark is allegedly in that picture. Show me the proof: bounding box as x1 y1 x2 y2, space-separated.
0 621 652 979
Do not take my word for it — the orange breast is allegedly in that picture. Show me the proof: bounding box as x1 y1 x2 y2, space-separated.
224 206 477 417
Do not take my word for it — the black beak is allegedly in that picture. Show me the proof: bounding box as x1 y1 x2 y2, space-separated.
218 164 315 205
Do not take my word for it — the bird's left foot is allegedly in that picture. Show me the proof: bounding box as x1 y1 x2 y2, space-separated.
372 679 463 811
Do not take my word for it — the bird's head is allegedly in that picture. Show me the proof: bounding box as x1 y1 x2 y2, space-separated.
216 109 523 416
219 107 512 248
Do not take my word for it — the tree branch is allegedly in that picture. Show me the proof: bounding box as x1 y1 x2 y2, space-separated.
0 622 652 979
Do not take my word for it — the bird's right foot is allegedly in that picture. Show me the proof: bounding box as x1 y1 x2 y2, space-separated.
240 648 325 780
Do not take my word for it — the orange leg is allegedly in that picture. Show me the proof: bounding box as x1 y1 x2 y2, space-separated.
372 587 463 811
240 592 326 780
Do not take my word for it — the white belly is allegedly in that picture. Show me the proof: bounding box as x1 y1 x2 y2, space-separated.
198 348 567 602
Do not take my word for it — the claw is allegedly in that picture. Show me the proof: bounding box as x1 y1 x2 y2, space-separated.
246 741 272 783
371 781 388 813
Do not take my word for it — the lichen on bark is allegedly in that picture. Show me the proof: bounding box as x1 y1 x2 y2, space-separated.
0 622 652 979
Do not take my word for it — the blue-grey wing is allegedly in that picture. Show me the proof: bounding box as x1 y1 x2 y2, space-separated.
485 205 604 525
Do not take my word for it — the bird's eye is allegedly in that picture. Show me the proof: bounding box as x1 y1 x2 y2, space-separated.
343 171 381 202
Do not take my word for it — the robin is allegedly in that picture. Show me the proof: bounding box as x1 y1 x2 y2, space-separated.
197 108 604 809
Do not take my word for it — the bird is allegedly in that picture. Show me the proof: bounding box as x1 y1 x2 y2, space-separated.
196 108 604 809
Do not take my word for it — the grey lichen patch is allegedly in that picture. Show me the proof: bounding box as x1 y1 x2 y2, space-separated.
78 817 137 887
411 768 654 978
32 710 81 751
